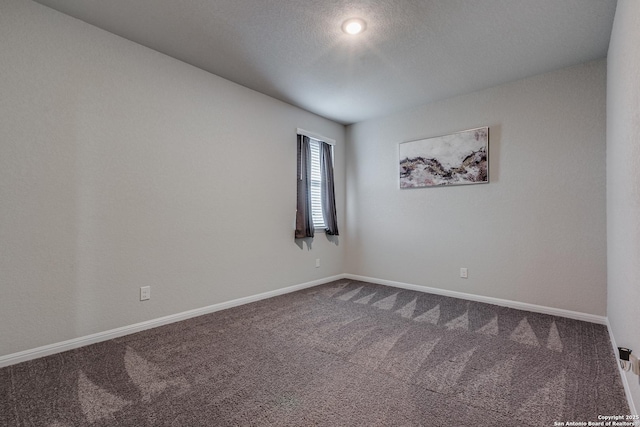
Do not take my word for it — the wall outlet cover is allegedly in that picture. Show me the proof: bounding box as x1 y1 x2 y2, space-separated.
631 354 639 375
140 286 151 301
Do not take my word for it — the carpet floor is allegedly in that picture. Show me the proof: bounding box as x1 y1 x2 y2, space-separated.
0 280 629 426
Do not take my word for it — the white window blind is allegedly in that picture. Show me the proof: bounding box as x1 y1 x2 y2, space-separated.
309 139 325 229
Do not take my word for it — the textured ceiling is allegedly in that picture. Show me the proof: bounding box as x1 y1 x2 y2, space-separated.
33 0 617 125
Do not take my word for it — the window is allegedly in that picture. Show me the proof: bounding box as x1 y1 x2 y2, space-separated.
309 139 326 229
295 130 339 239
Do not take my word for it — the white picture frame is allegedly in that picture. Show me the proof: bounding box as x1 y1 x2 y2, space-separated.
399 127 489 188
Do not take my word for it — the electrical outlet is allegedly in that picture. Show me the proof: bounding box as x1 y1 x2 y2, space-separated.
631 354 639 375
460 268 468 279
315 258 320 268
140 286 151 301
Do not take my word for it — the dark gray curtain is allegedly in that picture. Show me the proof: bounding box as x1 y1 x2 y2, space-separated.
295 135 314 239
319 141 339 235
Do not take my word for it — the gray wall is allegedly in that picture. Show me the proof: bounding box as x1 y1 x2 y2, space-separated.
607 0 640 412
345 60 607 316
0 0 345 357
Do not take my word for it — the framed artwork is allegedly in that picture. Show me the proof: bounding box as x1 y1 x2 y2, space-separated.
399 127 489 188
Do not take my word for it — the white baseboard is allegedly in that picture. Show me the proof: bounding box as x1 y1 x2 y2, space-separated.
3 272 631 413
344 274 607 324
0 274 346 368
605 318 637 415
0 273 610 369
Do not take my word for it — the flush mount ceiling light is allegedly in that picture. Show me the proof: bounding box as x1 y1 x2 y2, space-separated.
342 18 366 35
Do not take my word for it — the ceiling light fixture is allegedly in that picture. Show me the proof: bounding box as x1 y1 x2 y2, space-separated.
342 18 366 35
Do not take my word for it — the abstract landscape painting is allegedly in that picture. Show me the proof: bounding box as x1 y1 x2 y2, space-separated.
399 127 489 188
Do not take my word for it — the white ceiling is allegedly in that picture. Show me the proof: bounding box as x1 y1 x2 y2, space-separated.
33 0 617 125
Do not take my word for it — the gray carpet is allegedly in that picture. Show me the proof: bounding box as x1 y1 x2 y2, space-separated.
0 280 629 426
